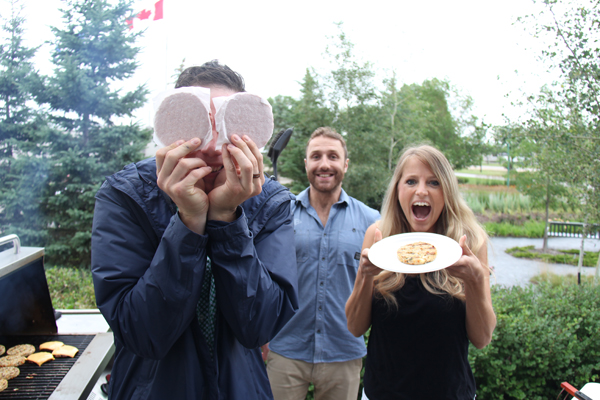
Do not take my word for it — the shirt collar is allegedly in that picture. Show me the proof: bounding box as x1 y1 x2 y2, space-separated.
297 187 349 209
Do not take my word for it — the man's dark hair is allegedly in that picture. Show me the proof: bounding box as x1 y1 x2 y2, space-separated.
306 127 348 159
175 60 245 92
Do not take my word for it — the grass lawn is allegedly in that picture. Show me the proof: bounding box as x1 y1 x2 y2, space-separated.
46 266 97 309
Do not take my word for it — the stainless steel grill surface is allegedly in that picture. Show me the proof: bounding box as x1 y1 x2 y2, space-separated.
0 334 94 399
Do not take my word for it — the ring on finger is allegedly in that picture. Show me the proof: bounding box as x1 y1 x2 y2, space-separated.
253 173 261 179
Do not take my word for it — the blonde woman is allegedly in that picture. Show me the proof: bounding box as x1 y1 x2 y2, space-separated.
345 145 496 400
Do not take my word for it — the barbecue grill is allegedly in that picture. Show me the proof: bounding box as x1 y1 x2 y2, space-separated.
0 235 114 400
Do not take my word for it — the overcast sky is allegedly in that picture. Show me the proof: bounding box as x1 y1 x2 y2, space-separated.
13 0 555 128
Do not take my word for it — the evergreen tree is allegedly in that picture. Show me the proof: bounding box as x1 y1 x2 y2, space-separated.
42 0 151 268
0 0 49 246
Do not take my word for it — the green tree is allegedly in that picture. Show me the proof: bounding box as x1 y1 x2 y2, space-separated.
380 71 404 171
402 79 478 169
41 0 151 268
517 101 573 251
272 25 485 209
491 124 529 186
467 121 493 172
321 24 389 208
518 0 600 227
269 68 335 194
0 0 50 246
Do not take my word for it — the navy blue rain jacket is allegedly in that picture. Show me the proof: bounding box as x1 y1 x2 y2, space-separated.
91 157 299 400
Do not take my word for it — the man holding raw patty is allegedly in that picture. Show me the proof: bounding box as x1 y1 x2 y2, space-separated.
265 127 380 400
91 60 298 400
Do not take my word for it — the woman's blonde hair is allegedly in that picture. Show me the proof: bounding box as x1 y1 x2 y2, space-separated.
375 145 488 307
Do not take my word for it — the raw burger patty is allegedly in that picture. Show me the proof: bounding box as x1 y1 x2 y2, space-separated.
221 93 273 148
154 92 211 146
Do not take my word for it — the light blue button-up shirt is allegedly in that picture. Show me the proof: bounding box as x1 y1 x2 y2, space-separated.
270 187 380 363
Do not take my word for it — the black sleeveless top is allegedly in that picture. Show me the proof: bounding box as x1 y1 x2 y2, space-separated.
363 276 475 400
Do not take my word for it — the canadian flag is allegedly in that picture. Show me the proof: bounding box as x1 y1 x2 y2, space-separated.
126 0 164 30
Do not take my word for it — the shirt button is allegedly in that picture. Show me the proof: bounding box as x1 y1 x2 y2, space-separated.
317 329 321 334
320 282 324 286
324 233 327 236
321 257 325 260
318 306 322 311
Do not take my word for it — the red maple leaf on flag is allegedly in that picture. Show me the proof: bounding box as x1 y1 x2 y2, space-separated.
137 9 151 20
126 1 164 30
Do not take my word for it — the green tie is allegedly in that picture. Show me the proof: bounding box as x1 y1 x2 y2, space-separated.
197 256 217 358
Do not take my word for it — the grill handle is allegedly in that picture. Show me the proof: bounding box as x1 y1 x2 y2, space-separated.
0 234 21 254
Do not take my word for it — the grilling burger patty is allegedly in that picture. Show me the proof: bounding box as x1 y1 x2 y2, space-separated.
7 344 35 357
26 352 54 366
0 367 19 380
0 355 26 368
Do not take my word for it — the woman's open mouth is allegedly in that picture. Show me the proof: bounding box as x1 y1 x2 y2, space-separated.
412 201 431 220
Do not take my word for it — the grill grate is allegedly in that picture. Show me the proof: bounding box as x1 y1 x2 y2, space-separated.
0 334 95 400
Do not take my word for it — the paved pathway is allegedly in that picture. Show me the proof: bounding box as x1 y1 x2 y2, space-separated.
489 237 600 287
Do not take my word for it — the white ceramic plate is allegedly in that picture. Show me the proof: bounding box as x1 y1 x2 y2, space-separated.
368 232 462 273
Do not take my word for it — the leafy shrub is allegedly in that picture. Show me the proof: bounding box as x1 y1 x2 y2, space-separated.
470 284 600 399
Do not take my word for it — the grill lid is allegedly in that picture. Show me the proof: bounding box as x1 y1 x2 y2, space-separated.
0 235 57 335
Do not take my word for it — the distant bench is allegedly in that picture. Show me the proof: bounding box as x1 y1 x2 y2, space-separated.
547 222 600 239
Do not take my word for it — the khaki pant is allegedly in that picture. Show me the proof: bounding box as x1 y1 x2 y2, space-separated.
266 351 362 400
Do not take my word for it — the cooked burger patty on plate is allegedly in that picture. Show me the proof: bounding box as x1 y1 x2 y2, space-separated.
397 241 437 265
